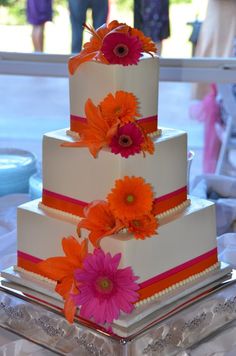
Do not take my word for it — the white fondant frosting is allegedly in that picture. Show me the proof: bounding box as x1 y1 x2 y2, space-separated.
42 127 188 203
69 55 159 121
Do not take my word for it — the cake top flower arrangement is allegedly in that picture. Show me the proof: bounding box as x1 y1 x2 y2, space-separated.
63 90 155 158
68 20 157 74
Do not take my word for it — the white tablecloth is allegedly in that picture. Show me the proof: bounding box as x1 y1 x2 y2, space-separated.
1 194 236 355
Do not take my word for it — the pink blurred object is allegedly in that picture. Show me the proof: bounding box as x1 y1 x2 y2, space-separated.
190 84 221 173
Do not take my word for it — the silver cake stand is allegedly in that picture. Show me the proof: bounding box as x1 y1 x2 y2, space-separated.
1 263 236 355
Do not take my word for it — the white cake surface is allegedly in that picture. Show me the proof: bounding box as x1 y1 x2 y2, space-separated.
42 127 187 204
69 55 159 120
17 196 217 284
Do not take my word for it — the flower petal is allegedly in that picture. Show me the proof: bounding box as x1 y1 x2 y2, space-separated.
37 257 75 281
68 52 97 75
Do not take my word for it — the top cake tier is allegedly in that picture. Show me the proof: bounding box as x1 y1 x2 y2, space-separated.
69 55 159 134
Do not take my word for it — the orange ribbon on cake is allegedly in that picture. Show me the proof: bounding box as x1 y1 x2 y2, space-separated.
42 186 187 219
138 248 218 300
17 247 218 301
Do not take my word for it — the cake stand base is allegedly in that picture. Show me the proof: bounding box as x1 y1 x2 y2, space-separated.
1 264 236 355
0 263 233 337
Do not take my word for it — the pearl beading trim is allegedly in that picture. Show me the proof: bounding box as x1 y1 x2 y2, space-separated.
38 201 80 224
15 262 220 310
148 129 162 138
38 198 191 227
66 128 162 140
14 266 57 287
66 129 80 139
157 199 191 222
135 262 220 307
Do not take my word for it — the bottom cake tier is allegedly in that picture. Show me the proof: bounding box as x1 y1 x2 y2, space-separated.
17 196 218 305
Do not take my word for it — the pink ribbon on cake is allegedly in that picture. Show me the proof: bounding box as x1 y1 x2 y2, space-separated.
138 247 218 300
139 248 217 289
70 114 158 134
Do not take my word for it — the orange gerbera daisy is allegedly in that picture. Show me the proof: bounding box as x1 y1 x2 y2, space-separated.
130 28 157 54
127 214 158 239
100 91 140 125
36 237 88 323
62 98 119 157
107 176 154 220
77 200 124 247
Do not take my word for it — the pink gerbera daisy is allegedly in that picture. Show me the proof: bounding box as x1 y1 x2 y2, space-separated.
101 32 143 66
109 123 144 158
73 249 139 325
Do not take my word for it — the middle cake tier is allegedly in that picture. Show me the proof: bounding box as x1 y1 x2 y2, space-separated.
41 127 188 218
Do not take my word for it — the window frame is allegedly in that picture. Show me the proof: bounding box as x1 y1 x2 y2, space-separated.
0 52 236 82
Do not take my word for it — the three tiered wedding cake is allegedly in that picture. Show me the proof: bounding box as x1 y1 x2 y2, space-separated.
15 21 219 329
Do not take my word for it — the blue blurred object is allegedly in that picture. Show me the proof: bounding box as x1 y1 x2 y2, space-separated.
29 168 42 199
0 148 37 196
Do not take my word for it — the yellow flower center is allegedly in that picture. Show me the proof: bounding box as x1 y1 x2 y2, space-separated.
96 276 113 294
119 134 133 147
126 194 135 204
132 219 141 227
114 106 122 115
113 44 129 58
